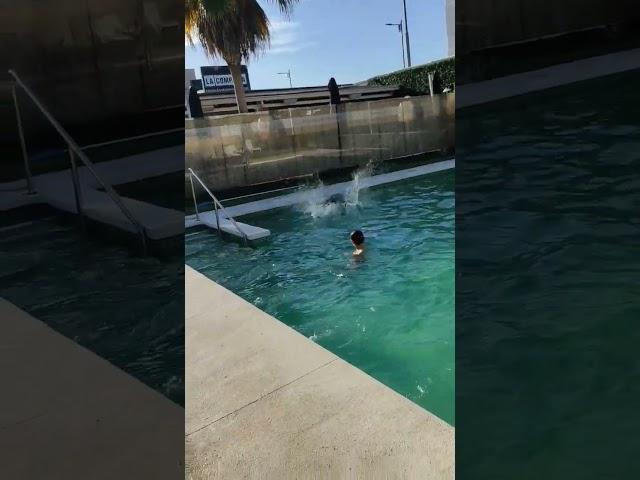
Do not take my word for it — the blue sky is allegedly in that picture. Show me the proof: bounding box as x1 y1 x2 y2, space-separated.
185 0 449 89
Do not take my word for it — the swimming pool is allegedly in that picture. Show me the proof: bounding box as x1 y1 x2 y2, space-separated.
186 168 455 425
456 69 640 477
0 216 184 405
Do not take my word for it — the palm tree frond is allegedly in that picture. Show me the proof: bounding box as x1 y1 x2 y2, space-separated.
267 0 297 16
192 0 270 64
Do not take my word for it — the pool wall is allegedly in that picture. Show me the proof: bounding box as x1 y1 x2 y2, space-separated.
185 94 454 193
457 47 640 108
186 266 454 478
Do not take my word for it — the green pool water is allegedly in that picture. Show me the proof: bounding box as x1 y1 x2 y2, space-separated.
186 168 455 425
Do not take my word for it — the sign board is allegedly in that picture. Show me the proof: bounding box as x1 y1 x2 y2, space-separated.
200 65 251 92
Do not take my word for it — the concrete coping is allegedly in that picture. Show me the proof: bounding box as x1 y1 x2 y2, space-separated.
0 298 184 479
185 266 454 478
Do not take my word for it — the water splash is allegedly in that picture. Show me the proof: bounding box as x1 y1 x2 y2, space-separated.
301 159 377 218
345 160 376 205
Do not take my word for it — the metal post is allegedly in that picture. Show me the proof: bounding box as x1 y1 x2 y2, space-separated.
213 200 221 236
288 108 294 136
12 85 35 194
189 173 200 220
68 149 86 231
138 229 148 257
400 21 406 69
278 69 293 88
402 0 412 67
69 148 84 219
385 22 405 69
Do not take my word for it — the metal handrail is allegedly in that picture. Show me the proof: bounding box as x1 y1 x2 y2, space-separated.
9 69 147 254
81 127 184 151
187 168 249 243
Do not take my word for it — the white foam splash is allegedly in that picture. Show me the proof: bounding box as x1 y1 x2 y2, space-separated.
301 160 376 218
345 160 375 205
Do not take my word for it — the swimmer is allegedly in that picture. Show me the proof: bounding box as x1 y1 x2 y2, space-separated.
324 193 346 205
324 192 362 214
350 230 365 256
323 193 347 214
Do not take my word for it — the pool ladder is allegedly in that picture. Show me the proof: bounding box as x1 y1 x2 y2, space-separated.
9 69 149 255
188 168 249 245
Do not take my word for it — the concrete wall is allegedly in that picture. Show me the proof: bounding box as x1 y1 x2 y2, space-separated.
1 0 184 142
456 0 639 54
185 94 455 192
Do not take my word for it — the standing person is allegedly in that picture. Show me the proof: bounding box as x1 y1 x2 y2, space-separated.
328 77 343 158
188 83 203 119
328 77 341 106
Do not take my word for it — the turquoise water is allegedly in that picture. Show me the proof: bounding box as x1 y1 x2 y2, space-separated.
186 169 455 425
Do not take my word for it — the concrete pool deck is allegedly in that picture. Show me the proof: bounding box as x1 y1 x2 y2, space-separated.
0 298 183 479
186 266 454 478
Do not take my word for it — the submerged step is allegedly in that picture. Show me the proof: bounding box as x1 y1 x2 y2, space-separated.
197 212 270 240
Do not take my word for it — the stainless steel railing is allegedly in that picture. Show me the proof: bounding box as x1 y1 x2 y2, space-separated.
9 69 148 254
187 168 248 244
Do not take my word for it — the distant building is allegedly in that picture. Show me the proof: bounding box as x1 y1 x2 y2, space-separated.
446 0 455 56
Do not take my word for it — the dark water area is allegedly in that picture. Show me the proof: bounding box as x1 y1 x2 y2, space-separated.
456 70 640 478
1 219 184 406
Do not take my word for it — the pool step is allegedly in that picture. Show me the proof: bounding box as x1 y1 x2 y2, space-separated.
35 172 184 240
5 146 185 240
194 211 270 241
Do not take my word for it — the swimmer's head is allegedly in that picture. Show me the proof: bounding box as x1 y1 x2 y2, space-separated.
350 230 365 246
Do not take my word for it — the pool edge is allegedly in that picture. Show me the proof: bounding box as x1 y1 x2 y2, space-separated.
0 297 184 478
185 265 454 478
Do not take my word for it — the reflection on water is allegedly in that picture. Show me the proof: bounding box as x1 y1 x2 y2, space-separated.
457 70 640 478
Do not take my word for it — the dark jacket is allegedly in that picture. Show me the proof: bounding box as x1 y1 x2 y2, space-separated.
188 85 203 118
328 78 341 105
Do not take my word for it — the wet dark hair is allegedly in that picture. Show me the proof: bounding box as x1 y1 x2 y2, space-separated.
350 230 365 245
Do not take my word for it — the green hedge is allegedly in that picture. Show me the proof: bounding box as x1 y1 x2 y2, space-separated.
369 57 455 95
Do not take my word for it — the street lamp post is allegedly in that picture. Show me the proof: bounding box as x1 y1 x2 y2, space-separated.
277 69 293 88
385 21 405 69
402 0 412 67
